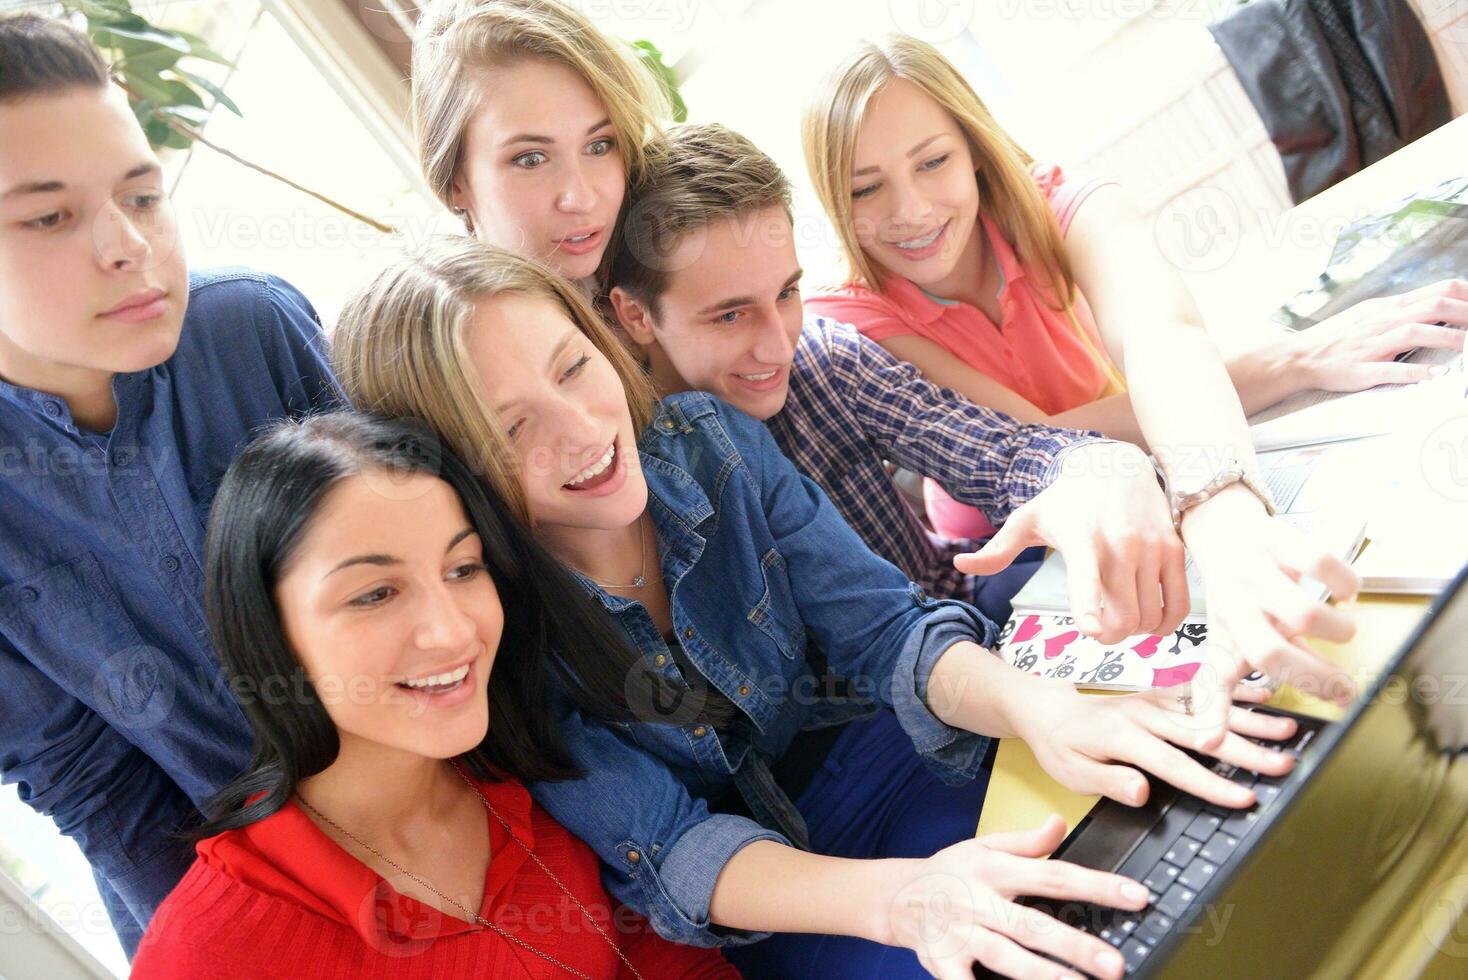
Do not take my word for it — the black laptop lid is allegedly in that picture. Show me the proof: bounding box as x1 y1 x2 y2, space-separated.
1145 564 1468 978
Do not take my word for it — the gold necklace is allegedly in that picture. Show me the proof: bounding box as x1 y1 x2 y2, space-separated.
295 763 645 980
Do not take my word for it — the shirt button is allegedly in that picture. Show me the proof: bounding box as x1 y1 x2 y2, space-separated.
113 448 134 467
162 555 180 573
627 850 641 864
660 419 675 430
18 586 38 603
738 684 750 697
653 654 667 667
683 628 694 640
692 725 707 738
42 400 62 418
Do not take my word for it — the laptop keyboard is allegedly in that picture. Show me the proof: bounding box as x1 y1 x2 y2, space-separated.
1072 720 1320 975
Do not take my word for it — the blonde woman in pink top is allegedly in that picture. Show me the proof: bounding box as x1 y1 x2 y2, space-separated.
803 34 1465 713
813 160 1125 540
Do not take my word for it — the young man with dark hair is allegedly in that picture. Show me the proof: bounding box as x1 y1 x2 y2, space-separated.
0 13 340 957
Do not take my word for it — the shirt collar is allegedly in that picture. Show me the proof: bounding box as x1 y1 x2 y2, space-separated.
877 214 1028 317
879 274 950 325
575 449 714 614
202 772 535 947
0 367 148 436
639 397 718 529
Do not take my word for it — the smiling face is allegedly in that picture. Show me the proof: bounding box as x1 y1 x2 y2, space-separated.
273 470 503 760
617 207 803 421
464 290 647 534
0 84 188 386
451 57 626 282
850 78 983 295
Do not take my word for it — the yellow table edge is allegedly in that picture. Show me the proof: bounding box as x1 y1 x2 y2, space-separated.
975 594 1430 841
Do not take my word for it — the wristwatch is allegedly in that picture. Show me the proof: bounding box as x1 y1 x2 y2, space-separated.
1164 456 1277 532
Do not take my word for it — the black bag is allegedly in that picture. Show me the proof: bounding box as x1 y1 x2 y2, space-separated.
1209 0 1452 203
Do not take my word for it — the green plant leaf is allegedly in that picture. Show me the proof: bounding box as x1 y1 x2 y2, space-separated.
114 42 182 76
158 103 210 127
169 28 233 67
117 67 173 106
70 0 240 151
173 67 242 116
142 114 172 145
156 77 205 109
92 22 192 54
158 125 193 150
630 39 687 122
69 0 135 24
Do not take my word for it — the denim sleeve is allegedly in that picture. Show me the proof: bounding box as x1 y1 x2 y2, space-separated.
721 406 996 784
818 323 1103 525
0 639 197 959
528 695 788 948
256 274 345 415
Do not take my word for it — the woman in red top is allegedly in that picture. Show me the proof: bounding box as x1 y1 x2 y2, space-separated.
130 411 735 979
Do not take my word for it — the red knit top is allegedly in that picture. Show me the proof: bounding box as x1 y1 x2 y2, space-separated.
130 775 736 979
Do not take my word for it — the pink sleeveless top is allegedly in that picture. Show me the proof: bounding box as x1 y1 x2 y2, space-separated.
807 163 1120 540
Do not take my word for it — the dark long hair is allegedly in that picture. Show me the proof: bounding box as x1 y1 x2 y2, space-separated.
193 411 658 838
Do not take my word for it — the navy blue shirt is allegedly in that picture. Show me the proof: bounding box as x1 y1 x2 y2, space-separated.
0 269 340 952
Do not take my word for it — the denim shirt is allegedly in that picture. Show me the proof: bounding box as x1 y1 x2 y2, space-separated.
528 392 996 948
0 269 341 952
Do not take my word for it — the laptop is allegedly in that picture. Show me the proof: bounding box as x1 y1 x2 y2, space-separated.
1008 561 1468 978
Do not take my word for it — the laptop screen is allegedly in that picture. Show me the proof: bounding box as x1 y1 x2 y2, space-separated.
1153 568 1468 976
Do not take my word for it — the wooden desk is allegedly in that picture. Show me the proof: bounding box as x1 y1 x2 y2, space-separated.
977 114 1468 974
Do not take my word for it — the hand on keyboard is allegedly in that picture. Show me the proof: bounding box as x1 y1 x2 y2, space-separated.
1010 673 1300 809
1038 718 1316 976
880 814 1146 980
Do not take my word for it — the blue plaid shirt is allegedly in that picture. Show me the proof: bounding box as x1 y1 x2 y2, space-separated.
764 315 1102 601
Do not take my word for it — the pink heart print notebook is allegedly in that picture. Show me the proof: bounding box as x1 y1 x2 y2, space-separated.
995 613 1217 692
